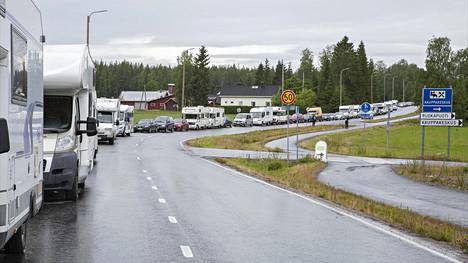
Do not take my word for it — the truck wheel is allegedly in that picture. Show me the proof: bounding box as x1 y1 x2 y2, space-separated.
171 127 174 133
109 138 115 145
4 223 27 254
66 173 79 201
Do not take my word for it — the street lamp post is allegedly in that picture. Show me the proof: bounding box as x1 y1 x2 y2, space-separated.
340 67 350 106
402 79 405 102
383 75 387 101
181 48 194 108
392 76 396 100
86 10 108 47
370 72 375 103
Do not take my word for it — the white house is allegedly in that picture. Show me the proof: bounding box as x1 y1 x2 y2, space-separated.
218 85 280 107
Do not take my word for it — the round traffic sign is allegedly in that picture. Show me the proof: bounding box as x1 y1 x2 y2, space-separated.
281 89 296 105
361 102 372 113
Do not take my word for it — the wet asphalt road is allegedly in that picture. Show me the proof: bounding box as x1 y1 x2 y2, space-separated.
0 112 462 262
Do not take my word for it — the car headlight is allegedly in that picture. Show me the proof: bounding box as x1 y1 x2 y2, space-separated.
55 133 75 152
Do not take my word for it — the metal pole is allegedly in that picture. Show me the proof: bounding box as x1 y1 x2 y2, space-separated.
86 16 90 46
370 74 374 103
182 62 186 108
340 68 350 106
281 61 284 93
448 127 451 160
421 126 425 165
386 108 390 153
402 79 405 102
286 108 290 165
392 77 395 100
296 106 299 160
383 75 386 101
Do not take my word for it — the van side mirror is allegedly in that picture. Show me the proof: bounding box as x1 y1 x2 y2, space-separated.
125 117 130 122
0 119 10 154
77 117 98 136
115 120 120 126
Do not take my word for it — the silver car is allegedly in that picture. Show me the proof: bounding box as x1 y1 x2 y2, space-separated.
233 113 253 127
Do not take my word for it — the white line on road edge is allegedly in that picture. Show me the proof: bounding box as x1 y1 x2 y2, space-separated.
168 216 178 224
203 158 462 263
180 245 193 258
158 198 166 203
146 177 152 181
151 186 158 190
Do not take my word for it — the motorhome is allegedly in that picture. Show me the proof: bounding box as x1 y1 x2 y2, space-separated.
384 101 394 112
207 107 226 128
118 104 134 136
306 107 323 121
0 0 45 253
338 105 351 117
374 102 386 115
390 100 398 111
97 98 120 144
250 107 273 126
182 106 210 130
272 107 287 124
43 45 98 201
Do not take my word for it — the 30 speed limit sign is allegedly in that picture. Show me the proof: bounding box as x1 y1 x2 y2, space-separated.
281 89 296 105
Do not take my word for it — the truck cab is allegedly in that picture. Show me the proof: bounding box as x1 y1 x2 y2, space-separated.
97 98 120 144
250 107 273 126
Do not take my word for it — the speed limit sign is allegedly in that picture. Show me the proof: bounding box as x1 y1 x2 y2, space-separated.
281 89 296 105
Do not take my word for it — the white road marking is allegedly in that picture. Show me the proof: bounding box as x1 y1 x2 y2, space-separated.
168 216 178 224
136 156 141 161
146 177 152 181
151 186 158 190
158 198 166 203
142 170 148 173
180 246 193 258
203 159 462 263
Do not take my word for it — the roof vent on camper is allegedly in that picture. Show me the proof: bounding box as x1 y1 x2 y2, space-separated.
252 86 258 89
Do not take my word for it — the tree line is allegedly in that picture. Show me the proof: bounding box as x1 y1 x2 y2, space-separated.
96 36 467 120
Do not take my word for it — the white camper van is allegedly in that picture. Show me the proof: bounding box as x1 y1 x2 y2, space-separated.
43 45 98 201
97 98 120 144
118 104 134 136
182 106 209 130
207 107 226 128
0 0 45 253
250 107 273 126
272 106 287 124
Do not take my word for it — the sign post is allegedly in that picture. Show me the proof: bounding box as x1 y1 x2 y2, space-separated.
281 90 297 165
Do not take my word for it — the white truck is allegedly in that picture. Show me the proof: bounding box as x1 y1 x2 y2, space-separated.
182 106 210 130
207 107 226 128
97 98 120 144
43 45 98 201
338 105 351 118
118 104 134 136
250 107 273 126
0 0 45 253
272 106 287 124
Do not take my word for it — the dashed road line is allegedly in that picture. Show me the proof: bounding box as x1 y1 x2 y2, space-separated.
158 198 166 203
142 169 148 173
151 186 158 190
180 245 193 258
146 177 152 181
136 156 141 161
168 216 178 224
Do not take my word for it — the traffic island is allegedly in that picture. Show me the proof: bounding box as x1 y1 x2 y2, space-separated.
216 157 468 253
187 125 342 152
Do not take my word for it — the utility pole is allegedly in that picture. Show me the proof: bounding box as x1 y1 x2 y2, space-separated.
370 73 374 103
340 67 350 106
383 75 387 101
281 60 285 93
392 76 395 100
402 79 405 102
181 48 194 108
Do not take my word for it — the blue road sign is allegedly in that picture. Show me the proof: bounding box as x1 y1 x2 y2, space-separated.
422 87 452 113
360 102 372 113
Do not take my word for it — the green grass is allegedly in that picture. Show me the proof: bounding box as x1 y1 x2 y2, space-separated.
365 110 420 123
187 125 342 152
394 162 468 191
134 110 236 123
301 119 468 162
218 157 468 252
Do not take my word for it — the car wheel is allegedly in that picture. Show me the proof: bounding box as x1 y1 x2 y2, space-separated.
65 171 79 201
109 138 114 145
4 223 27 254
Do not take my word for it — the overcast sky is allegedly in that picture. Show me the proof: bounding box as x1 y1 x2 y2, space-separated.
38 0 467 69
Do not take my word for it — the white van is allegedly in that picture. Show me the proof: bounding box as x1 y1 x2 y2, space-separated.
118 104 134 136
272 107 287 124
97 98 120 144
250 107 273 126
43 45 98 201
0 0 45 253
207 107 226 128
182 106 210 130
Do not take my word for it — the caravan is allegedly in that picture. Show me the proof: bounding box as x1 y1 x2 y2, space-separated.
207 107 226 128
97 98 120 144
182 106 210 130
272 107 287 124
250 107 273 126
0 0 45 252
43 45 98 201
118 104 134 136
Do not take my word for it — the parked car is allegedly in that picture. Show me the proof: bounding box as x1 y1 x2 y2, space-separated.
134 119 156 133
334 112 345 120
174 119 189 132
233 113 253 127
303 113 314 123
290 113 304 123
322 113 333 121
223 119 233 128
154 116 175 133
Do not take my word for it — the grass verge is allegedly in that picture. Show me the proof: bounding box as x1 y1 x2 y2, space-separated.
187 125 342 152
216 157 468 252
394 161 468 191
300 119 468 162
135 110 236 123
364 110 420 123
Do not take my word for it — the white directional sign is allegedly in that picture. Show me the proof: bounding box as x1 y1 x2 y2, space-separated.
314 141 328 162
420 112 455 120
420 119 463 127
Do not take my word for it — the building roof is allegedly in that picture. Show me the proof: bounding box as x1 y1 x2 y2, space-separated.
219 85 280 97
119 91 169 102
